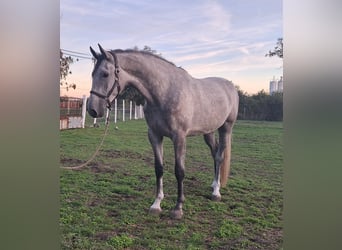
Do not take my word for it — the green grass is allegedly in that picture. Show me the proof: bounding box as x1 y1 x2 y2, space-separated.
60 120 283 249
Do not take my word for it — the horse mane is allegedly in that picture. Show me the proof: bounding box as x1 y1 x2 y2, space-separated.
110 49 179 68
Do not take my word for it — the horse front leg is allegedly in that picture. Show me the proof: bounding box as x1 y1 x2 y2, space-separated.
171 134 186 219
148 129 164 215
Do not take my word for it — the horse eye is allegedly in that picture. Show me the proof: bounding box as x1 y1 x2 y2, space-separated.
102 72 109 78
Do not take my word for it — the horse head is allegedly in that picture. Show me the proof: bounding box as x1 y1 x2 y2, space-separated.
87 44 120 118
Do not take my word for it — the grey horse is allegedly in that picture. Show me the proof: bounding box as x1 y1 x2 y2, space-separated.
87 44 239 219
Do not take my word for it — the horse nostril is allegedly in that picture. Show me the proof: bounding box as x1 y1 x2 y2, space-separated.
88 109 98 118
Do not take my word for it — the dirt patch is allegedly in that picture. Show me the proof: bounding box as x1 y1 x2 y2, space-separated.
251 228 283 249
61 150 154 173
87 197 102 207
89 164 117 174
60 157 84 167
101 149 154 164
102 149 141 158
107 209 120 217
94 231 116 241
60 157 117 173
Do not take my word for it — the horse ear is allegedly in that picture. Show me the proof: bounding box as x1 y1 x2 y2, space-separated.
98 43 111 60
90 46 99 59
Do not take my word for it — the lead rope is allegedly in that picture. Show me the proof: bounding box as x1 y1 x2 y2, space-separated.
61 110 111 170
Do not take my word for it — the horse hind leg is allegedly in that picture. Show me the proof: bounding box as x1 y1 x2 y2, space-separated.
211 122 233 201
204 133 221 200
204 132 218 159
211 150 223 202
148 129 164 215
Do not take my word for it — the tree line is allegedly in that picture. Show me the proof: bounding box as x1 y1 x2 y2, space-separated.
237 37 283 121
237 87 283 121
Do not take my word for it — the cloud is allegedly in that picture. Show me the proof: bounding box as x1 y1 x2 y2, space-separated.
199 0 232 34
239 47 250 55
61 0 282 95
187 56 282 79
61 0 233 61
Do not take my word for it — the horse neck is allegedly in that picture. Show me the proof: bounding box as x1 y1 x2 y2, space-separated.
118 52 179 105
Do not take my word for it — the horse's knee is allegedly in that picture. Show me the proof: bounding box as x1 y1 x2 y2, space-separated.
155 165 163 178
175 165 185 181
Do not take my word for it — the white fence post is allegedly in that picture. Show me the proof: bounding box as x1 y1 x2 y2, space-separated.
114 98 117 123
139 105 144 119
129 101 132 120
81 95 87 128
134 103 137 119
105 108 110 125
122 99 125 122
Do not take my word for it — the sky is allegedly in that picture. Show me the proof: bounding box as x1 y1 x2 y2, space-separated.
60 0 282 97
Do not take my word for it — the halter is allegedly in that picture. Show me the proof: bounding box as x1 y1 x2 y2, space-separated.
90 53 121 110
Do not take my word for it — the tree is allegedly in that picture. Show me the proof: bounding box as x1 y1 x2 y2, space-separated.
265 38 283 59
266 92 283 121
60 50 76 91
236 86 283 121
142 45 162 57
119 86 145 105
236 85 249 120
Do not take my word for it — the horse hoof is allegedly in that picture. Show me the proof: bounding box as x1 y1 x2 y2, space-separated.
211 194 221 202
149 207 162 215
170 209 183 220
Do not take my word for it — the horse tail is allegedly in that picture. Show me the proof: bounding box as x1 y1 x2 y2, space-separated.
220 131 232 188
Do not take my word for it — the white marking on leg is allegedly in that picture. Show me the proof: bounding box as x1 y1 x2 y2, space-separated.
211 180 221 198
150 178 164 211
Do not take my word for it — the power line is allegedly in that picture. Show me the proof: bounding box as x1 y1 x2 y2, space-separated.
61 48 93 60
63 53 92 60
61 49 89 56
62 52 92 60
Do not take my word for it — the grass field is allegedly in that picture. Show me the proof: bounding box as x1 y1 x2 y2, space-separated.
60 120 283 249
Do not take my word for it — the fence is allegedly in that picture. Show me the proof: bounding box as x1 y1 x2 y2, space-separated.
91 98 145 127
60 95 144 130
60 96 86 129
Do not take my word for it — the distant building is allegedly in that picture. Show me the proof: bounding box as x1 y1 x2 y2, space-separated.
269 77 278 95
269 76 283 95
277 76 283 92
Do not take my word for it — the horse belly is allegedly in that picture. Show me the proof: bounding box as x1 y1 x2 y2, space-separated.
188 93 230 135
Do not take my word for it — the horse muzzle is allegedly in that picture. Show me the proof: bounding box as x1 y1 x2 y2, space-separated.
87 97 105 118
